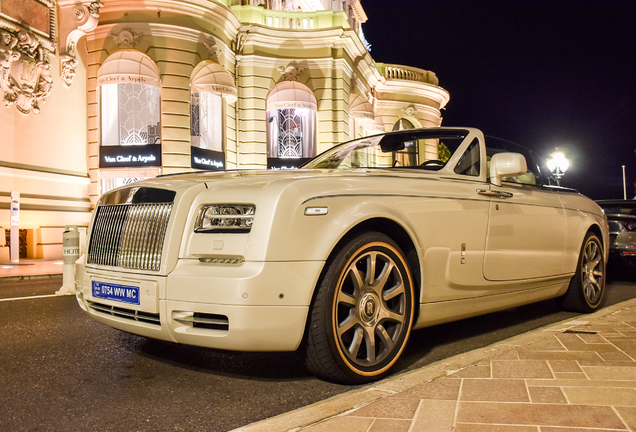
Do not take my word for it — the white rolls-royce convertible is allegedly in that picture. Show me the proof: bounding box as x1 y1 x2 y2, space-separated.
75 127 608 384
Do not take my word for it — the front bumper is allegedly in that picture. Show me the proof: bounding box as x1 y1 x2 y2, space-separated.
75 259 324 352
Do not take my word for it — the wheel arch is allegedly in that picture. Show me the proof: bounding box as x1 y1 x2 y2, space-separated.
581 222 609 265
305 217 422 328
586 223 605 247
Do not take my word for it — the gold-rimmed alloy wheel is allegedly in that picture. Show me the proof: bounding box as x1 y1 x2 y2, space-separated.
302 232 415 384
581 237 604 305
560 232 605 313
335 249 408 369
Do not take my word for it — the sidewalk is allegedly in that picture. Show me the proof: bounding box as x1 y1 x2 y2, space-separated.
236 299 636 432
0 259 63 279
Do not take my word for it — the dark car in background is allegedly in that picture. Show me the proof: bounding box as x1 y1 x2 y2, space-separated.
597 200 636 271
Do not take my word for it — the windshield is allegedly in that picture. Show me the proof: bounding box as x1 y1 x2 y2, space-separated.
599 203 636 215
302 129 471 171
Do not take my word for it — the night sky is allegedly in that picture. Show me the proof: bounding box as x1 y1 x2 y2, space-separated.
361 0 636 200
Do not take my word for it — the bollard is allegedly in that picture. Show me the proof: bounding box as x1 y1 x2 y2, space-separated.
56 225 80 296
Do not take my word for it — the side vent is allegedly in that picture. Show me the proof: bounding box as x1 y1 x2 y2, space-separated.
172 311 229 332
87 301 160 326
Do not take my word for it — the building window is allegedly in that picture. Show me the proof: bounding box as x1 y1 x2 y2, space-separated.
268 108 315 158
101 83 161 146
190 92 223 152
266 81 317 168
349 94 376 139
392 118 416 166
392 118 414 131
190 60 237 170
97 50 162 170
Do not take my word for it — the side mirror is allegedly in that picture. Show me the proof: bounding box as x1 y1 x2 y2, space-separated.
490 152 528 186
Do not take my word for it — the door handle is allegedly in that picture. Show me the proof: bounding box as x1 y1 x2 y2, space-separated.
477 189 514 199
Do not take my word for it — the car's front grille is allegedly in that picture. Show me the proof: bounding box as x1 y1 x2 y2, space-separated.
87 203 173 271
87 300 161 326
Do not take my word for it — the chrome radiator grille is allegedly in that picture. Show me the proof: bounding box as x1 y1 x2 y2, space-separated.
87 203 173 271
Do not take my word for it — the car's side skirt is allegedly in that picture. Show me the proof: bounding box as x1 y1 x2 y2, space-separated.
413 278 572 330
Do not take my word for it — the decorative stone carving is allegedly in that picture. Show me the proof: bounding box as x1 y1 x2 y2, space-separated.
350 72 358 93
0 29 53 115
60 55 78 87
86 1 104 18
402 105 417 118
204 40 221 62
278 62 304 81
62 1 104 87
111 29 143 49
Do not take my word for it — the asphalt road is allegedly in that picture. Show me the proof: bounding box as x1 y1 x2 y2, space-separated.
1 275 635 432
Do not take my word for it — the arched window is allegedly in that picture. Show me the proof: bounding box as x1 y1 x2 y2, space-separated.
349 94 375 139
392 118 414 131
96 50 162 193
191 92 223 152
190 61 237 170
266 81 317 169
392 118 416 166
98 50 161 149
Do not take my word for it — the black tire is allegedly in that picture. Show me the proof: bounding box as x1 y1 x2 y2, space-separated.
302 232 415 384
560 232 606 312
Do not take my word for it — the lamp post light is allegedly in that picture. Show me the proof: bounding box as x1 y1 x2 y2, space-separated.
546 150 569 186
622 165 627 200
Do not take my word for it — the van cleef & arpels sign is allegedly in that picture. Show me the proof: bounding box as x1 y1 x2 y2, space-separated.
100 145 162 168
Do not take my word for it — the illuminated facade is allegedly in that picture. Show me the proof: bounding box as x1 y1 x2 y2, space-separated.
0 0 449 260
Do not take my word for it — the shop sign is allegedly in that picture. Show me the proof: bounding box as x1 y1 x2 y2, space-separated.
267 158 311 170
97 74 160 87
267 101 316 111
100 144 162 168
191 147 225 171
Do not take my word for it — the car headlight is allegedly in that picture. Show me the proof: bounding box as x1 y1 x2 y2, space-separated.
195 204 255 233
625 220 636 232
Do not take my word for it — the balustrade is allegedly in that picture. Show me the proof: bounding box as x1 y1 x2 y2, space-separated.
379 63 439 85
265 14 314 29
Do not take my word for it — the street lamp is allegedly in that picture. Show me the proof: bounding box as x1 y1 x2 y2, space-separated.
546 150 569 185
622 165 627 200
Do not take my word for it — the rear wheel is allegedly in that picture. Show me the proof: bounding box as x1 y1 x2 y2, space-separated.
302 232 415 384
560 232 605 312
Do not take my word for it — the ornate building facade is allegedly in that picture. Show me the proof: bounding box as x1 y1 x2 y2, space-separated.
0 0 449 260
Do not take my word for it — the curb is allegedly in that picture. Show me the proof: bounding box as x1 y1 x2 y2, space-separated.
0 273 62 280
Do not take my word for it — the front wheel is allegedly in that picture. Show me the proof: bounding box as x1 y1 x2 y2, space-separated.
560 232 606 313
302 232 415 384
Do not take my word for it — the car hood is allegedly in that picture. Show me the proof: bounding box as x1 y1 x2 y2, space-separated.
133 168 439 190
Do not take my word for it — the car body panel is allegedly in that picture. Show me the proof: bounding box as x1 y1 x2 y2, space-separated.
596 199 636 269
484 184 567 280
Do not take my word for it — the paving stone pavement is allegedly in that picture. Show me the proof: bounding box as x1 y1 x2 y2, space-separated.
237 299 636 432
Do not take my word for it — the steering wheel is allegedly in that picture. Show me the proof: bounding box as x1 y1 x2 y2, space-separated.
420 160 445 169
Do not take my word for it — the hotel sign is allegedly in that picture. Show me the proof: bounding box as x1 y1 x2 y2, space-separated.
100 144 162 168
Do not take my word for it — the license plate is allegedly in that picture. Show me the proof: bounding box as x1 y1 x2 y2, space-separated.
92 281 140 305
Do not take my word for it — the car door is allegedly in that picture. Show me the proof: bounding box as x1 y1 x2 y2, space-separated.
482 184 566 280
482 140 567 281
